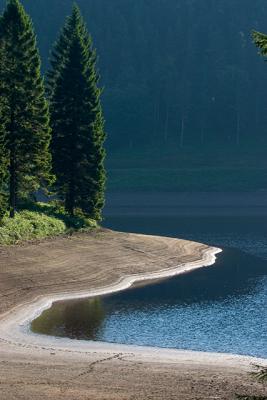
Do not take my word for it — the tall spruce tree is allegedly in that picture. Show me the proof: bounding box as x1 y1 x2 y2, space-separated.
0 121 7 221
0 39 7 221
0 128 7 222
48 5 106 220
0 0 53 218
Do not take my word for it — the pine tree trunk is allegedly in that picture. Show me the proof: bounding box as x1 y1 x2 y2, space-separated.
65 178 75 216
9 108 16 219
65 195 74 216
65 202 74 216
9 152 16 218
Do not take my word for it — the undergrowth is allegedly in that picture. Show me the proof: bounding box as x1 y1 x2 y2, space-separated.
0 202 97 245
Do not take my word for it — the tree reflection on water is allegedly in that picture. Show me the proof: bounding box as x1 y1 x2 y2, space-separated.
31 298 105 340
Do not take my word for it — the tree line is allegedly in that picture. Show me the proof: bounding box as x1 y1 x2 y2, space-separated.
0 0 106 221
1 0 267 151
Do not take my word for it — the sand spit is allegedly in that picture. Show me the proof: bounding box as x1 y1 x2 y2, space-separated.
0 230 266 400
0 244 221 351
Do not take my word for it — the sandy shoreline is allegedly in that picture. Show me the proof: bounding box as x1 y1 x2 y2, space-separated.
0 230 266 399
0 245 221 354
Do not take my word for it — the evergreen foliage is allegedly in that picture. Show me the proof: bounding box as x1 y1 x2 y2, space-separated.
1 0 267 150
0 151 7 222
0 37 8 221
0 0 53 218
48 5 106 220
252 30 267 57
1 0 266 150
0 168 7 222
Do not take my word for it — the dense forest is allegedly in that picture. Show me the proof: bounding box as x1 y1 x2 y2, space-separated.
1 0 267 151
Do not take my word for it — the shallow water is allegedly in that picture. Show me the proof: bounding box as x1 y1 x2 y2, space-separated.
31 215 267 358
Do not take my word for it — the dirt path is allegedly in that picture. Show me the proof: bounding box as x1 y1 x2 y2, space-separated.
0 229 266 400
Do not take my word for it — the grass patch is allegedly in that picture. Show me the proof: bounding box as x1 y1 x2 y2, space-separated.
0 202 97 245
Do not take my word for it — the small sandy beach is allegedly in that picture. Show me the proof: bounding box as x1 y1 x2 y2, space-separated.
0 229 266 399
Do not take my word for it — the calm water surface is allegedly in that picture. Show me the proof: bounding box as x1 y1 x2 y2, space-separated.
31 215 267 358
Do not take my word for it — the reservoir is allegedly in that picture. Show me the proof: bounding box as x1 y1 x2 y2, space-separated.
31 215 267 358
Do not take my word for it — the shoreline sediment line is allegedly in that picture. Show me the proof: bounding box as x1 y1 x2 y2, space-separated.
0 245 223 353
0 232 266 399
0 233 266 369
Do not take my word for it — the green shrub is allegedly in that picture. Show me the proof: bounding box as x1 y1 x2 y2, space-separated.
0 211 66 245
19 201 98 229
0 202 98 245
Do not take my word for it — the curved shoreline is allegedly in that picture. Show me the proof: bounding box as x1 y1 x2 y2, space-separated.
0 246 222 353
0 244 265 367
0 231 266 400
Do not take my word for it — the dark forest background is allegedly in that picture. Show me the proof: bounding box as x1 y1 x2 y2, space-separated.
2 0 267 191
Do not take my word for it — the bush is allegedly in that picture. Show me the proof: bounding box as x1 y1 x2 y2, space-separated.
0 210 66 245
19 201 98 229
0 202 98 245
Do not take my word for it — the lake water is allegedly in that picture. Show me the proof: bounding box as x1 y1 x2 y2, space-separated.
31 215 267 358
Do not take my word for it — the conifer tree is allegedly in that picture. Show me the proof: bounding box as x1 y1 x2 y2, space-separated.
0 140 7 222
48 5 106 220
0 40 7 221
0 0 53 217
0 131 7 221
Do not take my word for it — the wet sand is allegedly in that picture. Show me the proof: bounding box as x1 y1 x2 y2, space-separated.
0 229 266 399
